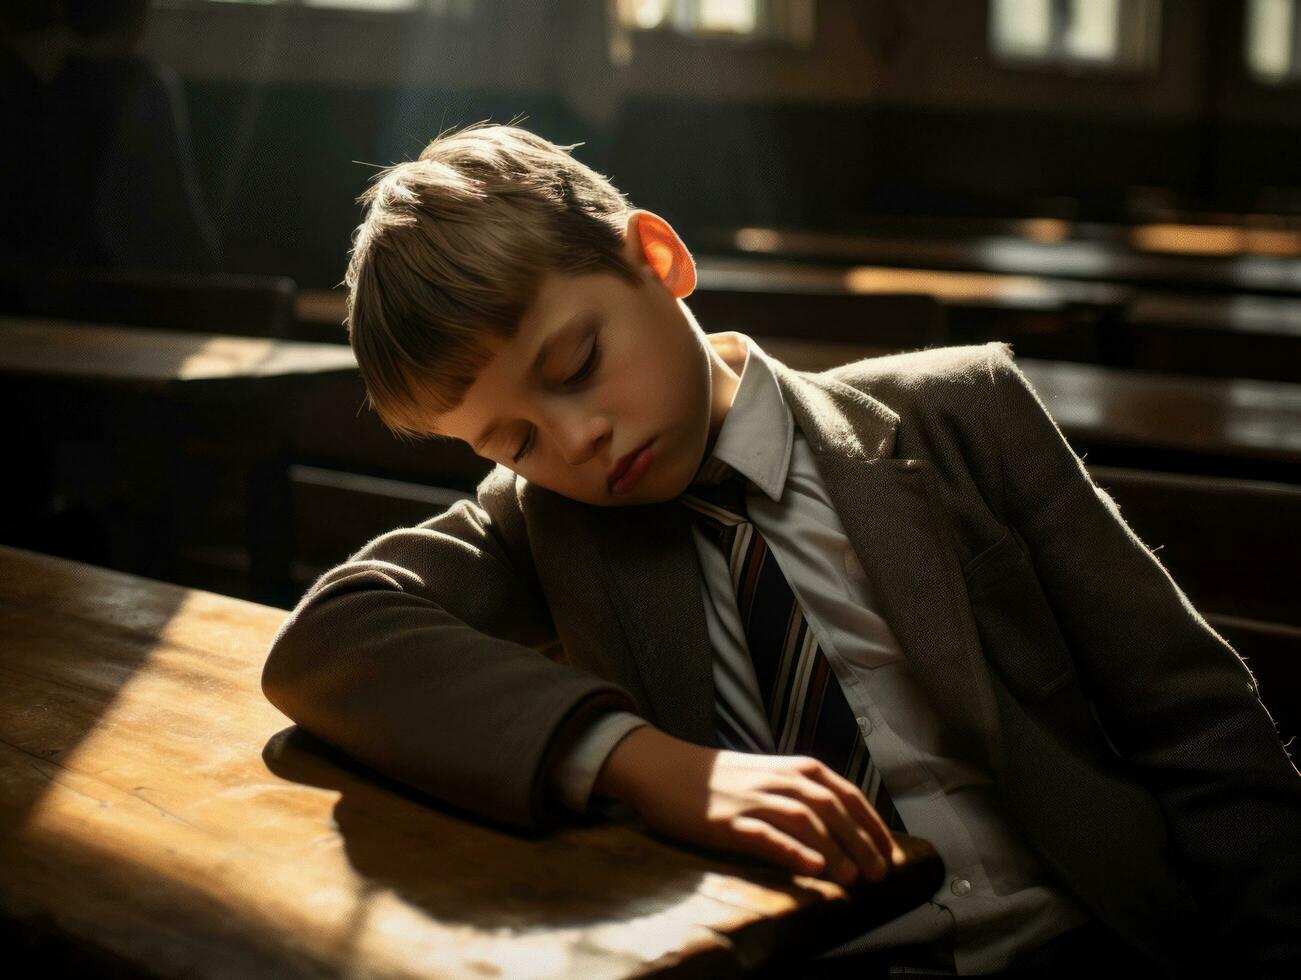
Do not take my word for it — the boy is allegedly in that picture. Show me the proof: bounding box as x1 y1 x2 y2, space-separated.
262 123 1301 978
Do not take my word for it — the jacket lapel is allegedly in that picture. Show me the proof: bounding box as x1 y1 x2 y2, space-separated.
595 497 718 741
771 361 1006 779
596 358 1005 780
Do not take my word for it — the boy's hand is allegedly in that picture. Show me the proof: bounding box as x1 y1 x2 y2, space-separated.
592 725 905 888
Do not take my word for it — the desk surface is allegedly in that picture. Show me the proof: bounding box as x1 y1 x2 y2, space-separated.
0 546 941 978
700 225 1301 296
755 338 1301 468
0 317 358 387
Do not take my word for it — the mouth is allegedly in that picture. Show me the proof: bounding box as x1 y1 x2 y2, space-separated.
608 437 656 495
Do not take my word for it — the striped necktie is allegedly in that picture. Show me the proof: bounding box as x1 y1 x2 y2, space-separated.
680 471 909 834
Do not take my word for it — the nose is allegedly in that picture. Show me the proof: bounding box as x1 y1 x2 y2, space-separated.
548 409 612 467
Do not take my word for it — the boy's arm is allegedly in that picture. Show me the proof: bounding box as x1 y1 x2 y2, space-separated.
260 464 641 832
979 344 1301 972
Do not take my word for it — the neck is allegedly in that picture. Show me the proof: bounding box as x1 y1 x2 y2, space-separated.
703 332 746 458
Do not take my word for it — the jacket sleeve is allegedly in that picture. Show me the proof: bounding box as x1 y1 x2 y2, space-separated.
981 342 1301 976
260 463 641 832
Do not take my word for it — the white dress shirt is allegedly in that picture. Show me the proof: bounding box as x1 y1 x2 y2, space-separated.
552 332 1093 974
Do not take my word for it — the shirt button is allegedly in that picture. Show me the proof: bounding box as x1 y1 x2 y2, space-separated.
856 715 872 735
951 878 972 897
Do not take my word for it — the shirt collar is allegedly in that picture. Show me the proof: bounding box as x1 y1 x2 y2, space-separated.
690 333 794 503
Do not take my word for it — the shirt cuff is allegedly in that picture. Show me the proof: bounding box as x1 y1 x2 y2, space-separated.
551 710 649 814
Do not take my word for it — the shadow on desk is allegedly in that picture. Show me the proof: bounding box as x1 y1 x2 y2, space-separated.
262 725 945 975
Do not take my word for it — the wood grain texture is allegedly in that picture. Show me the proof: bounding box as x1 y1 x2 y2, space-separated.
0 546 942 978
0 317 357 387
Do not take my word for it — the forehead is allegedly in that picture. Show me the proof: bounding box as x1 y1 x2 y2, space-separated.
427 271 608 446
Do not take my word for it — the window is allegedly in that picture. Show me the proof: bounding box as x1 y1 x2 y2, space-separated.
301 1 418 9
1246 0 1301 83
185 1 474 15
615 0 815 46
989 0 1161 72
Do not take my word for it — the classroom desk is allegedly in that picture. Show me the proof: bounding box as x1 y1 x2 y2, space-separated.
690 258 1301 382
703 225 1301 296
0 546 944 978
0 315 357 384
743 212 1301 262
756 338 1301 484
0 316 360 606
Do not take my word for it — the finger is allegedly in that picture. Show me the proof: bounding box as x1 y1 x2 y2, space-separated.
806 764 905 869
754 795 860 887
797 781 890 883
729 814 828 877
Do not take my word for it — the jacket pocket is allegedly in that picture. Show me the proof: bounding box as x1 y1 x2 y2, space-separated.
963 525 1076 702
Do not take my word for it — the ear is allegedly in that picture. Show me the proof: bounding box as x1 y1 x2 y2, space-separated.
623 210 697 299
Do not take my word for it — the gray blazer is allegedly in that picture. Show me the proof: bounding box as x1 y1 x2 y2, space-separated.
262 341 1301 976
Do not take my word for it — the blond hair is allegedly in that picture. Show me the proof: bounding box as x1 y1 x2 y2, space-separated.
343 119 640 440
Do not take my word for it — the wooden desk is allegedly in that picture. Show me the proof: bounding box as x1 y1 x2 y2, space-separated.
758 339 1301 483
691 258 1301 382
0 317 360 606
0 547 943 978
701 225 1301 296
0 316 357 386
1124 293 1301 382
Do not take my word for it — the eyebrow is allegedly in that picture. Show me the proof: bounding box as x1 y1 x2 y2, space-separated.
470 311 593 454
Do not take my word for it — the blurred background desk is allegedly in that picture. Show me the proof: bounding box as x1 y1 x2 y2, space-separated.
0 316 357 607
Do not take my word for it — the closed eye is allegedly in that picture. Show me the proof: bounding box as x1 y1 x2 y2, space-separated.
512 333 601 463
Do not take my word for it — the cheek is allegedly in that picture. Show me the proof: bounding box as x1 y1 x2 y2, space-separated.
624 336 698 421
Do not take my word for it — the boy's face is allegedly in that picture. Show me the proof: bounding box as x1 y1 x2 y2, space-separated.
427 210 741 507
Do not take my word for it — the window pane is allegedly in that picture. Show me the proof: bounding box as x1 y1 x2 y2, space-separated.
1065 0 1119 60
618 0 674 29
991 0 1053 58
991 0 1158 69
1246 0 1296 82
301 1 420 10
697 0 759 33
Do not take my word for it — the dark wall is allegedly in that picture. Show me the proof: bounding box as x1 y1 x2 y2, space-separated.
182 81 591 287
178 82 1221 288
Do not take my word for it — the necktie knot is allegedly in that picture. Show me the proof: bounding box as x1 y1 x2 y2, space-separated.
679 471 750 525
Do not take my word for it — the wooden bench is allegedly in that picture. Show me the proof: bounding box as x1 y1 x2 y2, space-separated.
0 546 943 978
